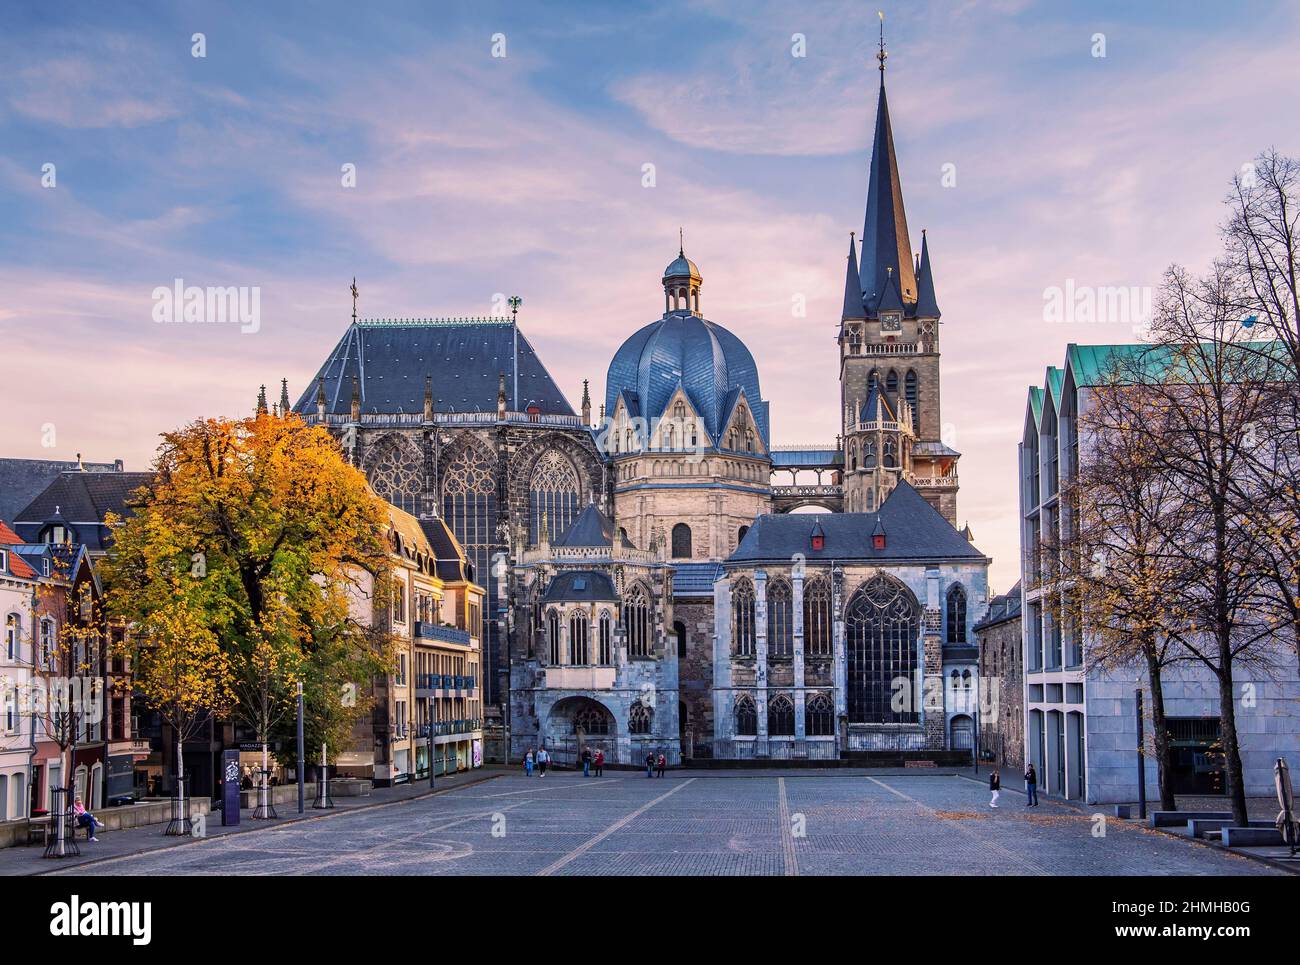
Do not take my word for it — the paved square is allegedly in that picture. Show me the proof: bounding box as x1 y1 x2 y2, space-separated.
55 771 1281 876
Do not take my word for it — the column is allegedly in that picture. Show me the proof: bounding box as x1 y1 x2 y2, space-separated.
923 568 945 749
792 568 806 740
754 569 768 754
712 576 733 754
831 566 847 750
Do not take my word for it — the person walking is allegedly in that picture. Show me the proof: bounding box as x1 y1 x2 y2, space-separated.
989 769 1000 808
524 747 534 777
645 751 655 778
582 746 592 778
538 747 549 777
656 752 667 778
72 797 102 841
594 749 604 777
1024 763 1039 806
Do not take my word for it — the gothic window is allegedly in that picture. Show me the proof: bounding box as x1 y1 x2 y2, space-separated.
629 700 652 735
569 611 589 665
688 423 698 447
769 694 795 736
886 370 899 396
664 424 675 449
529 450 581 544
572 701 611 736
868 370 879 391
864 440 877 468
905 370 919 431
598 611 612 665
674 620 687 659
962 669 972 690
946 584 968 643
767 579 793 658
671 523 692 559
442 442 496 644
803 577 831 656
806 693 834 736
623 584 651 657
673 400 685 420
732 578 755 657
849 442 858 471
546 609 561 665
735 694 757 736
845 574 920 724
737 525 749 544
369 437 423 514
883 438 897 468
745 430 754 452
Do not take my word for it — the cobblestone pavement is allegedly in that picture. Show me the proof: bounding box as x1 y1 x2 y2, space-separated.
53 771 1282 876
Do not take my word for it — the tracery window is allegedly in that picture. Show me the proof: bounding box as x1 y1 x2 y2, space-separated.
569 611 589 665
735 694 757 736
805 693 834 736
623 584 651 657
803 577 832 656
629 700 652 735
905 370 919 431
883 438 897 468
732 578 755 657
886 370 899 396
767 580 792 658
769 694 794 736
546 609 561 665
845 574 920 724
572 701 611 736
443 444 497 681
864 440 877 468
946 584 968 643
529 450 581 545
598 611 612 665
369 437 423 514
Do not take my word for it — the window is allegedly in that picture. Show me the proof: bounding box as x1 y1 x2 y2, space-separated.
572 701 611 736
845 574 920 724
598 611 612 665
905 370 919 431
568 611 589 666
962 669 972 690
529 450 581 545
392 578 407 624
946 584 967 643
886 369 899 396
803 578 832 656
883 438 897 468
629 700 652 735
4 614 16 661
674 620 686 660
769 695 794 736
546 609 561 665
806 693 834 736
864 440 877 468
623 585 651 657
767 580 792 658
40 619 54 669
0 550 6 572
732 579 755 657
737 525 749 544
671 523 692 559
735 695 757 736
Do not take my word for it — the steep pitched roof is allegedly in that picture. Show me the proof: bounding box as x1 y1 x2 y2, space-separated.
841 234 865 321
0 521 37 578
294 319 574 417
0 458 122 527
12 471 154 550
859 80 917 316
728 481 986 564
914 231 940 318
541 570 618 603
552 503 631 549
974 581 1022 631
418 517 478 584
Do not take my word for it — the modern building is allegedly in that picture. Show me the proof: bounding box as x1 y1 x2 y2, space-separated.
974 581 1023 769
1018 343 1300 802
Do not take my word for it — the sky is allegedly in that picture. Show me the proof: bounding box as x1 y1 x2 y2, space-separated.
2 0 1298 592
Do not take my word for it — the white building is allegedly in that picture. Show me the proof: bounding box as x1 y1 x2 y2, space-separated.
0 522 38 821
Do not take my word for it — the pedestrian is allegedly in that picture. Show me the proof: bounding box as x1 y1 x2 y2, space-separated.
1024 763 1038 806
594 749 604 777
989 769 1000 808
582 746 592 778
656 752 666 778
645 751 655 778
72 797 102 842
524 747 534 777
538 747 549 777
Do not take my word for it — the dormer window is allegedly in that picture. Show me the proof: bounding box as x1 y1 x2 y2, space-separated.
810 522 825 552
872 533 886 550
46 525 67 545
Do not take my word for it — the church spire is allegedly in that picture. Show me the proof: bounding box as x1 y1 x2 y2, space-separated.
279 378 291 415
914 228 941 318
841 232 865 321
859 31 916 317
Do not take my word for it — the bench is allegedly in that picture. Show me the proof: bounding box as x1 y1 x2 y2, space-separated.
26 818 51 846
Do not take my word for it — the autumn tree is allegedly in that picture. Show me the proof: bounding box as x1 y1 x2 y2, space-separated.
105 410 394 819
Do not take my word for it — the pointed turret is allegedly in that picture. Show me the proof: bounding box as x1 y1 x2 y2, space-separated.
859 77 916 315
316 376 327 421
279 379 291 415
349 376 360 422
256 384 268 415
841 232 865 320
423 374 434 422
581 379 591 426
914 229 941 319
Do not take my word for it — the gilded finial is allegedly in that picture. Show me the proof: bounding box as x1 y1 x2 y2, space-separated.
350 277 359 323
877 11 887 77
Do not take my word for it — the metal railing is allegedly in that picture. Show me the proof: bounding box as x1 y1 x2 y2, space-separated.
712 738 839 761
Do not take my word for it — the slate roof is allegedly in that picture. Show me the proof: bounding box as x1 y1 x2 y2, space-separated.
974 581 1022 632
0 521 37 578
551 504 618 548
418 517 477 584
605 311 771 449
727 481 986 565
0 458 122 526
294 319 575 417
914 232 940 318
12 471 154 550
841 234 864 321
859 80 918 316
672 561 723 597
770 449 842 468
541 570 618 603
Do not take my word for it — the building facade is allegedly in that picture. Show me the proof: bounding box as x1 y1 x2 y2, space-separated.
974 582 1023 769
0 522 37 821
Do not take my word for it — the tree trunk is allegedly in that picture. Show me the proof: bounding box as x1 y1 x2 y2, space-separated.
1144 647 1177 811
175 732 186 828
1215 647 1250 827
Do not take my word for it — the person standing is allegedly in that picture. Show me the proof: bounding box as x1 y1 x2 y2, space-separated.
524 747 534 777
581 746 592 778
989 769 1000 808
645 751 655 778
1024 763 1038 806
594 749 604 777
656 752 666 778
538 747 549 777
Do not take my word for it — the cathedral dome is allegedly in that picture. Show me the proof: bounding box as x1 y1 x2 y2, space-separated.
605 249 769 448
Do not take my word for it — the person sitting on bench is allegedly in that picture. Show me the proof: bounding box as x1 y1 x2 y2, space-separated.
72 797 102 841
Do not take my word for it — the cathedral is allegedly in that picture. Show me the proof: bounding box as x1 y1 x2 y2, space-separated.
293 46 989 766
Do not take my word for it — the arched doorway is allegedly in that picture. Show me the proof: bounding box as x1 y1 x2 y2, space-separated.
845 574 920 725
950 714 974 753
547 696 617 766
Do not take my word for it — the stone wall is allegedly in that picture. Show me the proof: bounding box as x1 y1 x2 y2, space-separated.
976 616 1024 769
